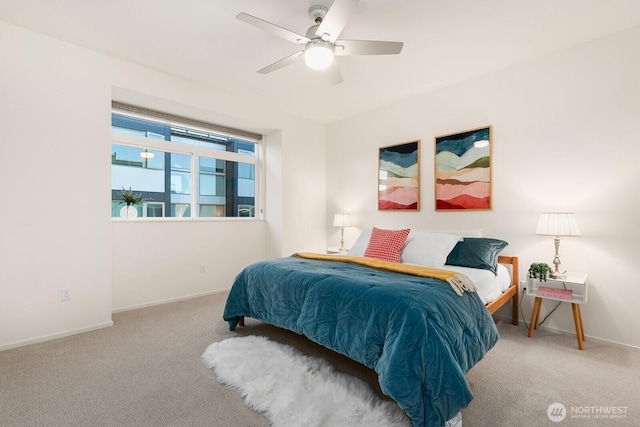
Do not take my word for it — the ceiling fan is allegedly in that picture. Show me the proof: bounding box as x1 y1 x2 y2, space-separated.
236 0 403 85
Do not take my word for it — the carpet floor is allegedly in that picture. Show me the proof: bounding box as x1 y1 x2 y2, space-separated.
1 291 638 426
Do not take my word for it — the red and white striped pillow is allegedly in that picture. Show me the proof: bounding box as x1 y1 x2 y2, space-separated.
364 227 411 263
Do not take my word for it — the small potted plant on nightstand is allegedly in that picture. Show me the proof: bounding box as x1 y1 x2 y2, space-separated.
528 262 553 282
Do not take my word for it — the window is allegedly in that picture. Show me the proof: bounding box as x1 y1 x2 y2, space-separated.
111 104 261 219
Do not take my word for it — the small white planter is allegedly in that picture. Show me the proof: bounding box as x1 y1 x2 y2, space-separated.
119 205 138 218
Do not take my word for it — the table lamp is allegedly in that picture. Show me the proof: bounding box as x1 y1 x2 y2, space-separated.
536 212 581 279
332 213 351 252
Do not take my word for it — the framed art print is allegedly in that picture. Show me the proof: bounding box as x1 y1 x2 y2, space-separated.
435 126 491 210
378 140 420 211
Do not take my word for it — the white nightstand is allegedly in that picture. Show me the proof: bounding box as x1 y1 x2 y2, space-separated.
526 272 588 350
327 246 347 254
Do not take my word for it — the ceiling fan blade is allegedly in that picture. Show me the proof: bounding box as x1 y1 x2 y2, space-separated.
316 0 360 43
257 51 304 74
237 12 310 45
334 40 404 56
325 62 344 85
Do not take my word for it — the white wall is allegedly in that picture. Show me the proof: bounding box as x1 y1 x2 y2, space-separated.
326 26 640 349
0 20 326 349
111 220 266 311
0 21 113 348
279 124 328 256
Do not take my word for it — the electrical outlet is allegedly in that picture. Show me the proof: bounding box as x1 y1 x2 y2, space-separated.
60 288 71 301
200 264 205 273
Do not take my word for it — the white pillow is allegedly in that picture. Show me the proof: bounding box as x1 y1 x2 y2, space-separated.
347 228 372 257
400 231 461 267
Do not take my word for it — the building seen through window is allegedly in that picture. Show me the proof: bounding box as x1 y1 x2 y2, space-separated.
111 114 257 218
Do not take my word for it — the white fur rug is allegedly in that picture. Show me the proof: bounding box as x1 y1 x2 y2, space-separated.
202 335 410 427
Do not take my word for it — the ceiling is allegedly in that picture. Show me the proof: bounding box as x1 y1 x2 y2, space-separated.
1 0 639 125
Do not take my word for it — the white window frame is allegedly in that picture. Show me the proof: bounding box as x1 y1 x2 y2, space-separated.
112 132 261 221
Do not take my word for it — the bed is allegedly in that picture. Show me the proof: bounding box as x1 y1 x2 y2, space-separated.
223 229 519 427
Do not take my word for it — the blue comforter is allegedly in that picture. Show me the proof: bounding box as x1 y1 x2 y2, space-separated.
223 256 499 427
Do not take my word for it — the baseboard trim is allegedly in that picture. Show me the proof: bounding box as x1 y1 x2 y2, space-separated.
112 288 229 314
0 321 114 352
493 313 640 352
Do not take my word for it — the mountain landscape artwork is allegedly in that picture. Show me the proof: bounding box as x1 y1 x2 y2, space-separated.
378 140 420 210
435 126 492 210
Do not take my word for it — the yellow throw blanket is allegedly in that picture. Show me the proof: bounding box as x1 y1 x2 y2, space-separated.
293 252 476 296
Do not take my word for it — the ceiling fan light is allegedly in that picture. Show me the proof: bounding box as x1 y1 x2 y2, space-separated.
304 43 334 70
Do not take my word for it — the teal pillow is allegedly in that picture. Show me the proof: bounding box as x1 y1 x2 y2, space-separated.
445 237 508 275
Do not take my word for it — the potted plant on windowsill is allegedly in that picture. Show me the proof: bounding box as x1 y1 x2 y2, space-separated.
528 262 553 282
117 187 143 218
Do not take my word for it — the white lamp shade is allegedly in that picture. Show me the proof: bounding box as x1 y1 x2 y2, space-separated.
333 213 351 228
536 212 581 237
304 43 334 70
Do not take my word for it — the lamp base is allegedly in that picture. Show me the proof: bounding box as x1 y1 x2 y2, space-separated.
550 239 566 280
338 228 347 253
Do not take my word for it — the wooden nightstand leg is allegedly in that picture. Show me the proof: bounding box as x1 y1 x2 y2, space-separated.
572 303 585 350
528 297 542 338
576 304 585 341
533 297 542 330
